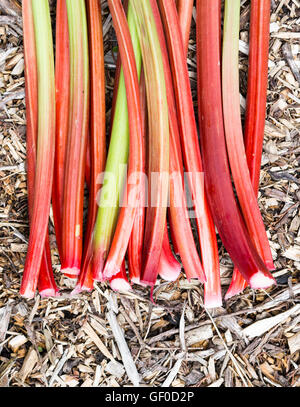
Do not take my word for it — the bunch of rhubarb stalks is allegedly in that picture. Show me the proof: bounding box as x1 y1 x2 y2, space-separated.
21 0 276 308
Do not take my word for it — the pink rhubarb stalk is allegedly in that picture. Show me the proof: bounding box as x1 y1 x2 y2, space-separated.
196 0 276 291
102 0 143 280
20 0 56 298
158 0 220 306
61 0 90 277
176 0 194 55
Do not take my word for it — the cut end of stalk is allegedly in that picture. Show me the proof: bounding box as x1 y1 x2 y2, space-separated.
225 271 248 300
159 264 181 282
103 260 121 280
60 266 80 277
249 270 276 290
20 285 36 300
39 288 60 298
110 278 132 292
204 294 223 309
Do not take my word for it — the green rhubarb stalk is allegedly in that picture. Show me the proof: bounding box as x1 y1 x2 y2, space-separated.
92 3 142 281
131 0 169 286
20 0 56 298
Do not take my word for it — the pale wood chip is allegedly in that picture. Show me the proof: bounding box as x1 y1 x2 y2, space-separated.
82 321 114 361
184 325 213 346
18 347 38 383
0 301 12 353
242 305 300 339
161 358 183 387
8 334 27 352
288 331 300 355
207 378 224 387
106 308 140 387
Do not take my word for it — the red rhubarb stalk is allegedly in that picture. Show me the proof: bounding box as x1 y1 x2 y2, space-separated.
85 136 91 188
22 0 58 298
196 0 276 290
20 0 56 298
109 0 129 135
176 0 194 55
102 0 143 280
222 0 273 266
110 261 131 292
61 0 90 277
92 4 142 281
245 0 272 196
158 224 181 282
131 0 170 287
52 0 70 259
37 242 59 297
128 69 147 285
150 0 205 283
226 0 273 299
74 0 106 294
158 0 220 306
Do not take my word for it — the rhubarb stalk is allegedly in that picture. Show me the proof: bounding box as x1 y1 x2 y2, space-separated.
158 224 181 282
150 0 205 283
110 261 131 292
131 0 170 286
20 0 56 298
128 69 147 285
102 0 143 280
61 0 90 277
74 0 106 294
158 0 220 306
52 0 70 259
245 0 272 196
176 0 194 55
196 0 276 290
226 0 273 299
222 0 273 267
23 0 58 298
92 3 142 281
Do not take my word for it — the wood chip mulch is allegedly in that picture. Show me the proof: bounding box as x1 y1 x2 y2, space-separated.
0 0 299 388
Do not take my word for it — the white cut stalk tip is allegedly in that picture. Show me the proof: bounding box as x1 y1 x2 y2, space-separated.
249 271 276 289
